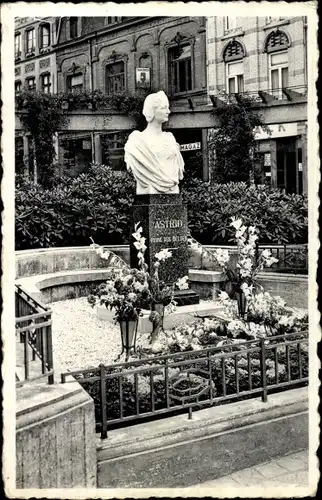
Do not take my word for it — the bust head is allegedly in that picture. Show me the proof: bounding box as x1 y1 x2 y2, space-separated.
142 90 170 124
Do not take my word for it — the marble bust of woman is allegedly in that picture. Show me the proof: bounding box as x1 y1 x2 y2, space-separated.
124 91 184 194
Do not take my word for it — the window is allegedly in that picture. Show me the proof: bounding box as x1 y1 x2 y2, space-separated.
102 132 127 170
169 44 192 94
225 17 237 31
265 29 289 53
67 73 83 94
223 40 245 94
15 33 22 58
226 61 244 94
266 17 283 24
40 24 50 48
269 51 288 98
105 62 125 94
26 28 36 53
223 39 245 62
70 17 78 39
41 73 51 93
26 77 36 91
15 81 22 93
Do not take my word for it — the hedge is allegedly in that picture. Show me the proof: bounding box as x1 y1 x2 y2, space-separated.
182 180 308 245
15 167 308 250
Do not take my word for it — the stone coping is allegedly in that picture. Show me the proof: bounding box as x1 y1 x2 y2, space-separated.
15 269 113 298
189 269 225 283
97 300 225 332
258 271 308 281
15 245 129 255
97 386 308 460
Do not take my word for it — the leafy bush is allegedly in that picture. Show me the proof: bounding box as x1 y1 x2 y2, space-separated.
15 163 135 250
16 165 307 250
182 181 308 244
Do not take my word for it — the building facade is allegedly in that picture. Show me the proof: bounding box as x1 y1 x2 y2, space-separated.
54 16 208 179
14 16 308 193
207 16 308 194
15 16 58 178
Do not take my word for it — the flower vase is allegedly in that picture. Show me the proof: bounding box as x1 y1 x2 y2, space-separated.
119 319 138 361
151 303 165 343
225 280 237 299
235 290 247 317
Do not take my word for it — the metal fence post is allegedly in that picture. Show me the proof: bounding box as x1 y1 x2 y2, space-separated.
260 338 268 402
255 243 260 267
46 322 54 384
99 364 107 439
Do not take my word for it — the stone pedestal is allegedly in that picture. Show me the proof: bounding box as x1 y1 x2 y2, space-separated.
130 194 189 284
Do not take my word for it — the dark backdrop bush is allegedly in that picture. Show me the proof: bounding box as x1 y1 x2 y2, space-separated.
15 164 135 250
16 168 307 250
182 180 308 245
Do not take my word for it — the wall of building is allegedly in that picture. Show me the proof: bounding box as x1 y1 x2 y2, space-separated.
56 16 207 97
15 17 57 93
206 16 308 194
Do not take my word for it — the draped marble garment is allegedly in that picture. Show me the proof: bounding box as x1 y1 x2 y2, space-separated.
124 130 184 194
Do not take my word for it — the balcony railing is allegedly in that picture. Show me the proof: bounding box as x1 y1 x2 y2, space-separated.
61 331 308 439
214 85 308 104
15 284 54 385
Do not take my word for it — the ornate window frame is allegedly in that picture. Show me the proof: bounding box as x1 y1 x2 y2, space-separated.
222 39 245 95
165 33 196 96
102 52 128 95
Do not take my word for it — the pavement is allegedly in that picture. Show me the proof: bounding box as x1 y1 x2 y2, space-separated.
189 449 309 489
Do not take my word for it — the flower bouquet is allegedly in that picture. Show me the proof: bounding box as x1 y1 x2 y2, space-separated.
132 223 189 340
210 217 278 316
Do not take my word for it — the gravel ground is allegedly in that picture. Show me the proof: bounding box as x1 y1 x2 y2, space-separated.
51 297 123 370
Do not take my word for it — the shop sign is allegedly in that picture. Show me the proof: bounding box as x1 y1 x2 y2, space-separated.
254 123 298 140
136 68 151 89
180 142 201 151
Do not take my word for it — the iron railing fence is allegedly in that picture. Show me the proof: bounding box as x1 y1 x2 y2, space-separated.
15 284 54 385
255 244 308 273
61 331 308 439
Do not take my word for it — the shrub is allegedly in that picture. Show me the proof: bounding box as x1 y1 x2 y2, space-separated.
16 166 308 250
182 181 308 245
15 163 135 250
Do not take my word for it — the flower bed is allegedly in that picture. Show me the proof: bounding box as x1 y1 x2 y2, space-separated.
69 291 308 430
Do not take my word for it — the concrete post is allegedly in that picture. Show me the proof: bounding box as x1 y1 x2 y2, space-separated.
94 133 102 165
270 139 277 188
202 128 209 181
301 125 308 195
22 135 30 179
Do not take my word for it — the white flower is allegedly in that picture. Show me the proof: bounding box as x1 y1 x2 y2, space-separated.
230 217 243 231
241 282 254 297
133 238 147 252
218 291 230 302
213 248 230 268
176 275 189 290
155 249 172 261
127 292 137 302
279 315 294 327
261 249 272 260
227 319 245 334
236 225 247 239
134 282 145 293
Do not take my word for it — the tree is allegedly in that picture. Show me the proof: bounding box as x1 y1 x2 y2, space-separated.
209 93 270 184
16 91 69 186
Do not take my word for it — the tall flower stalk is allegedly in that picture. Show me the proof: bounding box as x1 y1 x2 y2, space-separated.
212 217 278 298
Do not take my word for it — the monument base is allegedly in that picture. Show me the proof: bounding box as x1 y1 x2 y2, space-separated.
130 193 199 305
